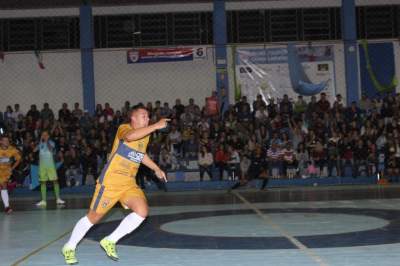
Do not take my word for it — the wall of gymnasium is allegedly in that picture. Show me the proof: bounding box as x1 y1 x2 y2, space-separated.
93 48 217 109
0 51 83 112
0 0 399 113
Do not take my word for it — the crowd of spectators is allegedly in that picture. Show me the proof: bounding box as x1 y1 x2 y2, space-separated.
1 91 400 187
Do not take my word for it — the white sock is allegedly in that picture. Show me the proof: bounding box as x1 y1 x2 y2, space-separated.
107 213 145 243
1 190 9 208
65 216 94 249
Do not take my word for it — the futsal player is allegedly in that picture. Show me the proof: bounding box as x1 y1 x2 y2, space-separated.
0 135 21 214
36 130 65 207
62 106 169 265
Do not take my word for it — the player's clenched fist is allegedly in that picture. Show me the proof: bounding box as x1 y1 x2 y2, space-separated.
154 118 170 130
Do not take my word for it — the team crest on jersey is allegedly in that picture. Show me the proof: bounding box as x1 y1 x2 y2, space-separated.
102 199 110 209
127 150 144 163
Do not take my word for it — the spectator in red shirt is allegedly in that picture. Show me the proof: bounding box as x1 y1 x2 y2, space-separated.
341 144 354 168
204 91 220 118
103 102 114 117
215 144 230 180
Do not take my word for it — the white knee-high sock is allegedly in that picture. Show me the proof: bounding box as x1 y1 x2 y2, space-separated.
107 213 145 243
1 190 9 208
64 216 94 249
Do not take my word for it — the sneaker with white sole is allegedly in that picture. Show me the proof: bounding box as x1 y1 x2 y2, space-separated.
62 245 78 265
100 238 119 261
36 200 47 207
56 198 65 205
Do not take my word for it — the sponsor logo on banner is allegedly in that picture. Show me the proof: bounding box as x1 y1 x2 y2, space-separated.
128 50 140 63
127 47 206 63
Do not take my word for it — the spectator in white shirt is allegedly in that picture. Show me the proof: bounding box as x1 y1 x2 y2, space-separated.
11 104 23 121
227 145 240 179
198 146 213 181
168 125 182 156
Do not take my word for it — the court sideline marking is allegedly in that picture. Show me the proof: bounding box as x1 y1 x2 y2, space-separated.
232 191 329 266
11 228 72 266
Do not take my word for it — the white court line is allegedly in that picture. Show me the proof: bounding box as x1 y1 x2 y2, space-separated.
232 191 329 266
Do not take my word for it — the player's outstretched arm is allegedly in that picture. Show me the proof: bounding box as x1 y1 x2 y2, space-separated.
142 154 167 182
123 118 170 142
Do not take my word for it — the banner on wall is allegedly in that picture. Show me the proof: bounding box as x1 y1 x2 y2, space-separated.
359 41 398 98
127 47 206 64
234 45 336 106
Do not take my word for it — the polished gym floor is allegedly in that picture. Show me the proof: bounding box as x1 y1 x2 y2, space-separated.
2 184 400 266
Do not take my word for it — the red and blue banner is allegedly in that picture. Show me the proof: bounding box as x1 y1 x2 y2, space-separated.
127 48 194 64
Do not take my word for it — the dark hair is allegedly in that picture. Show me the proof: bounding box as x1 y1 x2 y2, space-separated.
127 105 148 120
131 104 148 113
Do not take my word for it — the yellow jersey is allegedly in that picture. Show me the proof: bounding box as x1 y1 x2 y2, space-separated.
98 124 149 187
0 146 21 179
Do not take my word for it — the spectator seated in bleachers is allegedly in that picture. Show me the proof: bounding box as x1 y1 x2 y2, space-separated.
4 91 400 189
64 147 82 187
267 142 283 179
197 146 214 181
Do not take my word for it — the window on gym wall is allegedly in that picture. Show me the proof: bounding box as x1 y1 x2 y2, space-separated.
0 17 79 51
357 5 398 39
40 17 80 50
94 15 134 48
301 8 341 41
227 7 341 44
139 13 169 46
93 12 213 48
173 12 204 45
270 8 300 42
0 20 4 52
2 5 400 52
227 10 266 43
5 18 36 51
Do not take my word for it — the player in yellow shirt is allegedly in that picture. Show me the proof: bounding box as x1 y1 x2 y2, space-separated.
0 135 21 214
62 106 169 264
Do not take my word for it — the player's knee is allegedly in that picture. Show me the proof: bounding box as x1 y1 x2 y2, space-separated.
86 212 103 224
134 206 148 218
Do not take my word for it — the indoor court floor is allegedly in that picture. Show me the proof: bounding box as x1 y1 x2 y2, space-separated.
2 184 400 266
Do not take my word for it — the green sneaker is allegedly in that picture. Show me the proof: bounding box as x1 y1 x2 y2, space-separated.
62 246 78 265
100 238 119 261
